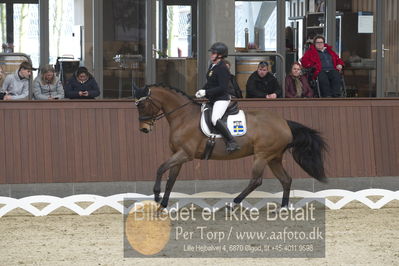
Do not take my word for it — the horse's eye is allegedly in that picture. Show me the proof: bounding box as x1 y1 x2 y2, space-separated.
136 101 145 109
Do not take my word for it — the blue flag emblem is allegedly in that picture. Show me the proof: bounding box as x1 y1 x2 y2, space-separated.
233 121 244 133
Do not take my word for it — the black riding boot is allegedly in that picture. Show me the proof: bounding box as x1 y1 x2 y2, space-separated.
214 119 240 152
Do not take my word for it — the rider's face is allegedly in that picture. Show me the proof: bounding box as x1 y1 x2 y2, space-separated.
210 52 218 62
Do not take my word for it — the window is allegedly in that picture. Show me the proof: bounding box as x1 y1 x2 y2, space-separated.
0 3 6 47
13 3 39 68
235 1 277 51
49 0 81 64
166 5 192 57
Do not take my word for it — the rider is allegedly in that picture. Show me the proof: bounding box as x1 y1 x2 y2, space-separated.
195 42 240 152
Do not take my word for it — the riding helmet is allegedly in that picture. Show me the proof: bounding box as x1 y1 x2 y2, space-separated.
208 42 228 58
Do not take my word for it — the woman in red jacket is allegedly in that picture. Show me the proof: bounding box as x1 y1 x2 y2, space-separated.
300 35 344 97
285 62 314 98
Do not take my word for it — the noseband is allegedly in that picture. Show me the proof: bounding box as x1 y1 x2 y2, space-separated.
135 89 191 125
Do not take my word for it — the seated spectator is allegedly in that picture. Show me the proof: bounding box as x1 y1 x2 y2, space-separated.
1 61 36 100
224 59 243 98
33 65 64 100
246 61 282 98
64 67 100 99
300 35 344 97
285 62 314 98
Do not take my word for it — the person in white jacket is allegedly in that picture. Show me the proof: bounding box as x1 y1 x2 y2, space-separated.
33 65 64 100
1 61 36 100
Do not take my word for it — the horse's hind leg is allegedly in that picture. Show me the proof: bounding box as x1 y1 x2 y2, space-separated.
233 156 267 204
268 157 292 207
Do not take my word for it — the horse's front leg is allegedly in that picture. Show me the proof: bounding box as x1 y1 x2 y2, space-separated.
153 150 190 205
159 163 183 208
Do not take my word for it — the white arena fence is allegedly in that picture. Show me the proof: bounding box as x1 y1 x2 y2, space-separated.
0 189 398 217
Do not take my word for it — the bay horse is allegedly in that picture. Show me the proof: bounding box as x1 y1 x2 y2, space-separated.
133 84 327 209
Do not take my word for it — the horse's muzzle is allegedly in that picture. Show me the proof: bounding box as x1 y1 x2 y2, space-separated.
140 128 150 134
139 122 152 133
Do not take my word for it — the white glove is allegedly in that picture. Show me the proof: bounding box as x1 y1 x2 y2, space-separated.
195 90 206 98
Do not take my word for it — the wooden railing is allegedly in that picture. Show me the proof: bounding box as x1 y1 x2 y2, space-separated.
0 98 398 184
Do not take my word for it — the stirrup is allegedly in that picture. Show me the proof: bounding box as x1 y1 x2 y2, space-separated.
226 141 240 152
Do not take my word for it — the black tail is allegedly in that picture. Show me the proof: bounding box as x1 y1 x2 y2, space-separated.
286 120 327 182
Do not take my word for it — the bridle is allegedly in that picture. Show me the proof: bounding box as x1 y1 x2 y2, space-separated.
135 89 191 126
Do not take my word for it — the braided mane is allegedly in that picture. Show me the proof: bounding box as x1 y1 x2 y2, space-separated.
146 84 200 105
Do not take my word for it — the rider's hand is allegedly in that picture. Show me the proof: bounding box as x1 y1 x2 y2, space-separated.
336 64 343 72
195 90 206 98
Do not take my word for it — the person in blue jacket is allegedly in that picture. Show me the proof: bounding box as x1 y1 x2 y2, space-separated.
64 67 100 99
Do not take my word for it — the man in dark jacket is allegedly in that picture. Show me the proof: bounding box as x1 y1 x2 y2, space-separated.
245 61 282 98
64 67 100 99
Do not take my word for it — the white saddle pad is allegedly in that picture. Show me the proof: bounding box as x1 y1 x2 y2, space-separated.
200 105 247 138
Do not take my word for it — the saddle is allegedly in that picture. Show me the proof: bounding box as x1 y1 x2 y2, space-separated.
200 102 247 160
200 102 247 137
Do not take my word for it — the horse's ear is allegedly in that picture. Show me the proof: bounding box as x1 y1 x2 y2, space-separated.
143 86 149 96
132 82 140 98
132 84 150 99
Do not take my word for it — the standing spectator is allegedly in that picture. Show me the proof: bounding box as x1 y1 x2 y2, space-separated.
300 35 344 97
285 62 314 98
1 61 36 100
64 67 100 99
33 65 64 100
246 61 282 98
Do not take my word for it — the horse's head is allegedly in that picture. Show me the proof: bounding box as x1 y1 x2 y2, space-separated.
133 85 162 133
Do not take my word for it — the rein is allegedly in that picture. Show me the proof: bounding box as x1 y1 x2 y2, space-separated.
136 96 192 123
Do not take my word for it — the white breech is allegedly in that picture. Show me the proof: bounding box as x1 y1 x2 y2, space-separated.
211 100 230 126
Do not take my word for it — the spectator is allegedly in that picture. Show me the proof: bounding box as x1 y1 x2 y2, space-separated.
64 67 100 99
285 62 314 98
1 61 36 100
33 65 64 100
246 61 282 98
224 59 243 98
300 35 344 97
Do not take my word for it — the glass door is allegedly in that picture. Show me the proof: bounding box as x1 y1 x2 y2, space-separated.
381 0 399 96
160 0 196 58
156 0 198 96
101 0 146 99
337 0 377 97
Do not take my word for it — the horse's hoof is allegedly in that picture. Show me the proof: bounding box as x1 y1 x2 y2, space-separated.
155 205 167 217
154 195 161 203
